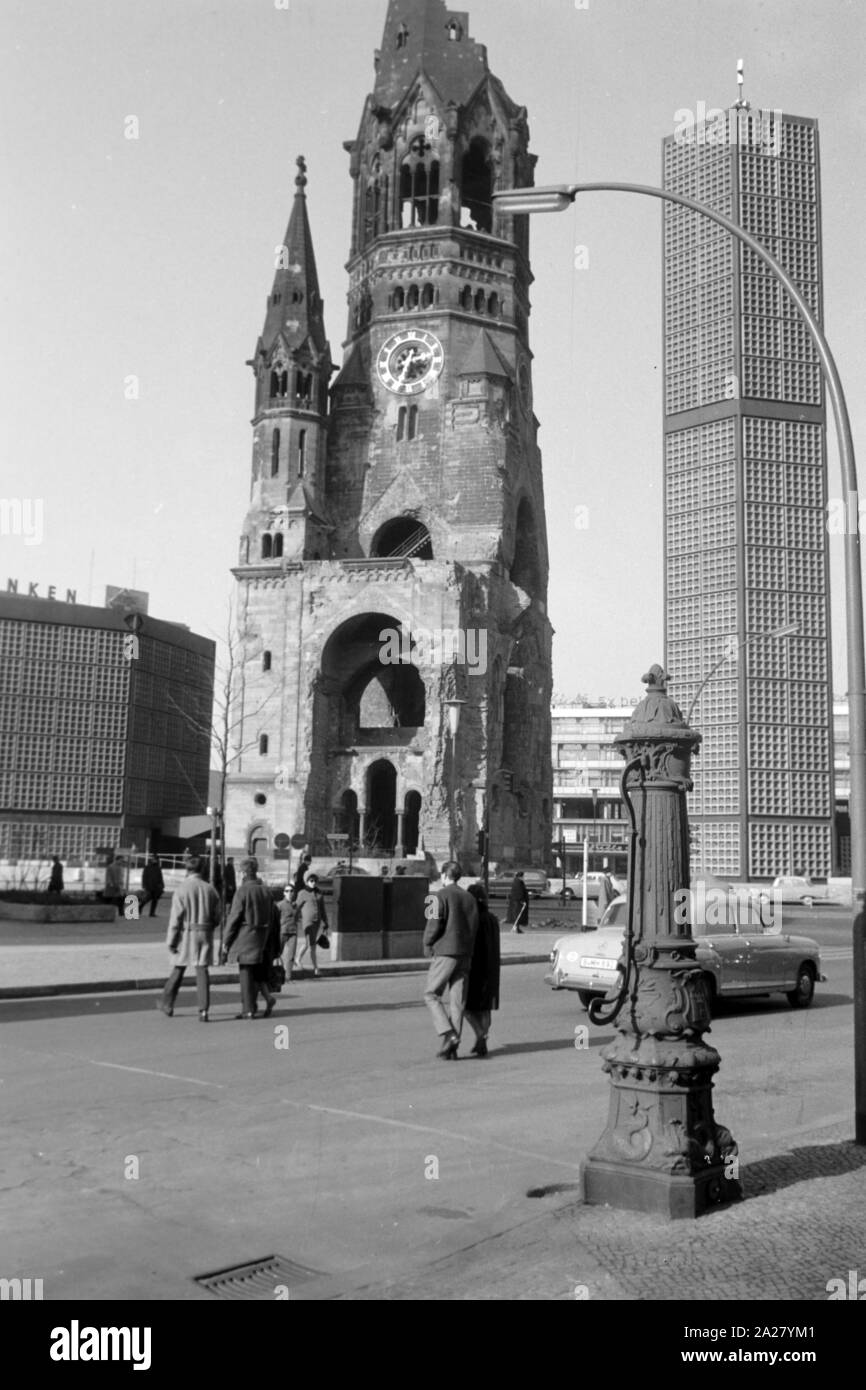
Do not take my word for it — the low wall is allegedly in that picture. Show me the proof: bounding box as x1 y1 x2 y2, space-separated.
0 901 117 923
331 875 429 961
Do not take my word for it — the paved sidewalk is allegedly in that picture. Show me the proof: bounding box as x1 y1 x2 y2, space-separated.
0 922 564 998
317 1118 866 1302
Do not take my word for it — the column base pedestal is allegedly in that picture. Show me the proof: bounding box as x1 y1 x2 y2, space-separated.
583 1156 742 1219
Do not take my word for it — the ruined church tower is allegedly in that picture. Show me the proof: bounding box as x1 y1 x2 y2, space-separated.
225 0 553 871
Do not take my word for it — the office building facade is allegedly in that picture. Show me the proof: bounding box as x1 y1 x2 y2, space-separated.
662 107 834 879
0 594 215 862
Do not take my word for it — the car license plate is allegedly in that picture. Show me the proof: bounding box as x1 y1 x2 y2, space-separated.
580 957 615 971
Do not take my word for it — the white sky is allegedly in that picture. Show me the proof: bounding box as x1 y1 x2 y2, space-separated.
2 0 864 703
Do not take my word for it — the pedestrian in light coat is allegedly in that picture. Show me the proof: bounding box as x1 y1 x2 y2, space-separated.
157 856 221 1022
422 861 479 1060
293 873 329 976
464 882 501 1058
220 857 278 1019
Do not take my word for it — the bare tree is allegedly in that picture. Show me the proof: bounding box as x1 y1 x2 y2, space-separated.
168 599 276 919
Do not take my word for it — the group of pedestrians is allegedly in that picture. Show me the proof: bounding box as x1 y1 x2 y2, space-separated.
423 862 501 1060
157 855 329 1023
156 852 503 1055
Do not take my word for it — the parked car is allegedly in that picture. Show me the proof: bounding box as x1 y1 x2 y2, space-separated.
487 869 548 900
546 871 616 904
545 892 825 1014
761 875 828 908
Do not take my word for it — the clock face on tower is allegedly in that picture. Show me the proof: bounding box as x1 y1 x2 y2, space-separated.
376 329 445 396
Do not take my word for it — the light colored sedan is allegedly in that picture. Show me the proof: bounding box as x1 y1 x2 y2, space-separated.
762 875 828 908
545 893 825 1014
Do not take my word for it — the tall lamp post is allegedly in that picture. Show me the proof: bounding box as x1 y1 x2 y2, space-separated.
495 179 866 1146
685 622 801 725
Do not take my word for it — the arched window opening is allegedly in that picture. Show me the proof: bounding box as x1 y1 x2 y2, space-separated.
460 284 473 310
259 734 269 755
261 534 273 559
270 367 288 398
475 288 486 312
510 497 542 597
421 283 435 308
296 371 313 403
446 19 463 41
400 137 439 228
406 283 419 310
366 761 397 853
272 293 282 307
403 790 422 855
461 137 494 233
396 22 409 49
364 160 389 244
291 289 303 304
396 406 407 443
392 286 405 311
262 651 272 673
338 789 359 847
407 405 418 441
298 429 307 477
371 517 432 559
271 428 280 477
273 533 284 559
488 292 499 316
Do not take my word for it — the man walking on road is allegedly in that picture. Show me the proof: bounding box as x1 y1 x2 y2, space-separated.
140 854 165 918
422 861 478 1060
158 855 220 1022
220 857 278 1019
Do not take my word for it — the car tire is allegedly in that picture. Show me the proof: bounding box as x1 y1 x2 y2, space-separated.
787 965 815 1009
561 888 575 902
702 974 717 1019
577 990 597 1009
802 895 814 908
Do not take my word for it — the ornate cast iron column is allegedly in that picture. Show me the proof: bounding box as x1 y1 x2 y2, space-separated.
583 665 741 1218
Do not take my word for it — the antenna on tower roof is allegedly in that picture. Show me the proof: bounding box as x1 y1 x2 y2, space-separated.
734 58 748 109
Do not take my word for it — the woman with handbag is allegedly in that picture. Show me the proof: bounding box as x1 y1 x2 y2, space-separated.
293 872 330 977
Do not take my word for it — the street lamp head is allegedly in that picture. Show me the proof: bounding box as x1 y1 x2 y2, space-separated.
443 698 466 737
493 185 579 216
769 622 801 640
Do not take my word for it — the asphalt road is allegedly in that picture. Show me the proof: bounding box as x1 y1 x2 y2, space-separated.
0 947 854 1301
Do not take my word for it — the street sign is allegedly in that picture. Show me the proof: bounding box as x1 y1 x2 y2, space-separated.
274 834 290 849
290 833 307 850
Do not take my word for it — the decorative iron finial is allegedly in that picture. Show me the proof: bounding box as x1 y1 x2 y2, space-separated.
295 155 308 191
641 663 669 693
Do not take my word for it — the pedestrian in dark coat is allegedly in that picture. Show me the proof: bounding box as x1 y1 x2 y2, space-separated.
48 856 64 893
140 855 165 918
223 858 237 901
422 861 479 1060
507 871 529 933
220 857 277 1019
464 883 501 1057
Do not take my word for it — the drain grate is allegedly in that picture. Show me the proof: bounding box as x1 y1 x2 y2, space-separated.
195 1254 323 1299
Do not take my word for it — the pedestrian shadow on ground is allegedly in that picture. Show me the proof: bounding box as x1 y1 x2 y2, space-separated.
0 990 429 1023
742 1140 866 1199
494 1034 613 1056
